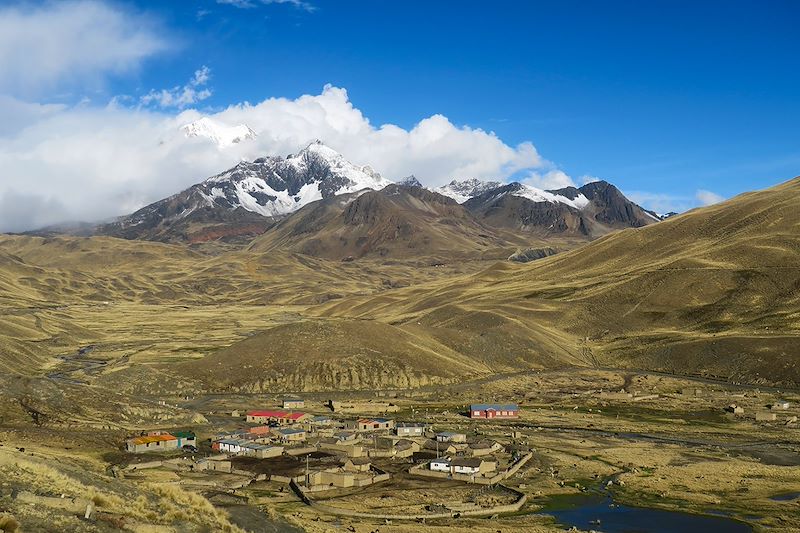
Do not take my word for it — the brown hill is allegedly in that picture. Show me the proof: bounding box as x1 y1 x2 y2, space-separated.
178 318 495 392
248 184 530 261
317 176 800 387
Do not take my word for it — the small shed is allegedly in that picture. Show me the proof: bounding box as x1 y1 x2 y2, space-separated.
430 458 451 472
343 457 372 473
171 431 197 448
395 423 426 437
274 428 307 443
436 431 467 443
282 397 305 409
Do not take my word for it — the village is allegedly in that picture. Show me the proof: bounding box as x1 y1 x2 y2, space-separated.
113 371 800 530
123 398 530 509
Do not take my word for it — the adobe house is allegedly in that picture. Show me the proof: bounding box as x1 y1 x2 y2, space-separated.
469 403 519 419
436 431 467 443
282 397 305 409
771 401 790 410
355 418 395 431
450 457 497 475
125 434 179 453
395 423 426 437
468 439 503 457
343 457 372 473
246 410 309 425
430 458 451 472
274 428 307 443
756 412 777 422
241 443 283 459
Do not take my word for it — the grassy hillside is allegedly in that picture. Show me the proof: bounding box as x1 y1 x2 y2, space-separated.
317 176 800 386
2 176 800 393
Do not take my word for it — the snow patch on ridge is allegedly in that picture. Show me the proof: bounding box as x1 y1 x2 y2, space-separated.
511 184 590 210
181 117 257 147
195 140 392 218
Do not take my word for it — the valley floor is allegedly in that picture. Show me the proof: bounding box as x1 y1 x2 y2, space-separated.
2 368 799 532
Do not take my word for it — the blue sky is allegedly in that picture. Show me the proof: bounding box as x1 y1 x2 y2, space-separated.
0 0 798 229
133 0 800 209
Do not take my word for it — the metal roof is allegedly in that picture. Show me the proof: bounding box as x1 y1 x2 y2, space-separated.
276 428 305 435
129 434 176 445
470 403 519 411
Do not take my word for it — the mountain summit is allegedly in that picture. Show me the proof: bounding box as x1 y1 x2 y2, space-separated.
181 117 257 147
97 141 392 242
434 178 503 203
464 180 657 238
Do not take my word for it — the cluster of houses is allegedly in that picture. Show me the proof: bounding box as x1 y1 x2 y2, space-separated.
123 402 522 476
125 430 197 453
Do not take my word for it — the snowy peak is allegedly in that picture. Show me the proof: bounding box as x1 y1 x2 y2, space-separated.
99 140 397 242
434 178 503 203
397 175 424 188
181 117 257 147
198 141 393 218
509 182 590 210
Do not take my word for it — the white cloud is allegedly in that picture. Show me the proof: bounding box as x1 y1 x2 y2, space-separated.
0 1 169 96
522 169 576 190
695 189 725 206
581 175 601 185
140 66 213 109
217 0 317 12
626 189 726 215
625 191 692 215
0 84 546 231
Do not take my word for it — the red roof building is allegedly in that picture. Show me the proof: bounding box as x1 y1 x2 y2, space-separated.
246 410 309 425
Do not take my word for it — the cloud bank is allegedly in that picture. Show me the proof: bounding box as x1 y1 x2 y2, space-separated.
0 0 706 232
0 1 168 97
0 79 547 231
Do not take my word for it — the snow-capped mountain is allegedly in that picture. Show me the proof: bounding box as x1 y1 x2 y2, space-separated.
97 140 392 242
199 140 391 217
433 178 503 203
181 117 257 148
463 180 658 238
396 175 424 188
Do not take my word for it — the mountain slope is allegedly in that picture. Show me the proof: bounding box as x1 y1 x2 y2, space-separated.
464 180 657 238
96 141 391 243
434 178 503 203
248 184 526 261
317 176 800 387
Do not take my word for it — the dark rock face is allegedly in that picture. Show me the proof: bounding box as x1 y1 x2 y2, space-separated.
577 180 653 228
463 180 657 238
508 247 559 263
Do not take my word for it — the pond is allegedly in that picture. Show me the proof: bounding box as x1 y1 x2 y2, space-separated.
542 493 753 533
769 491 800 501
